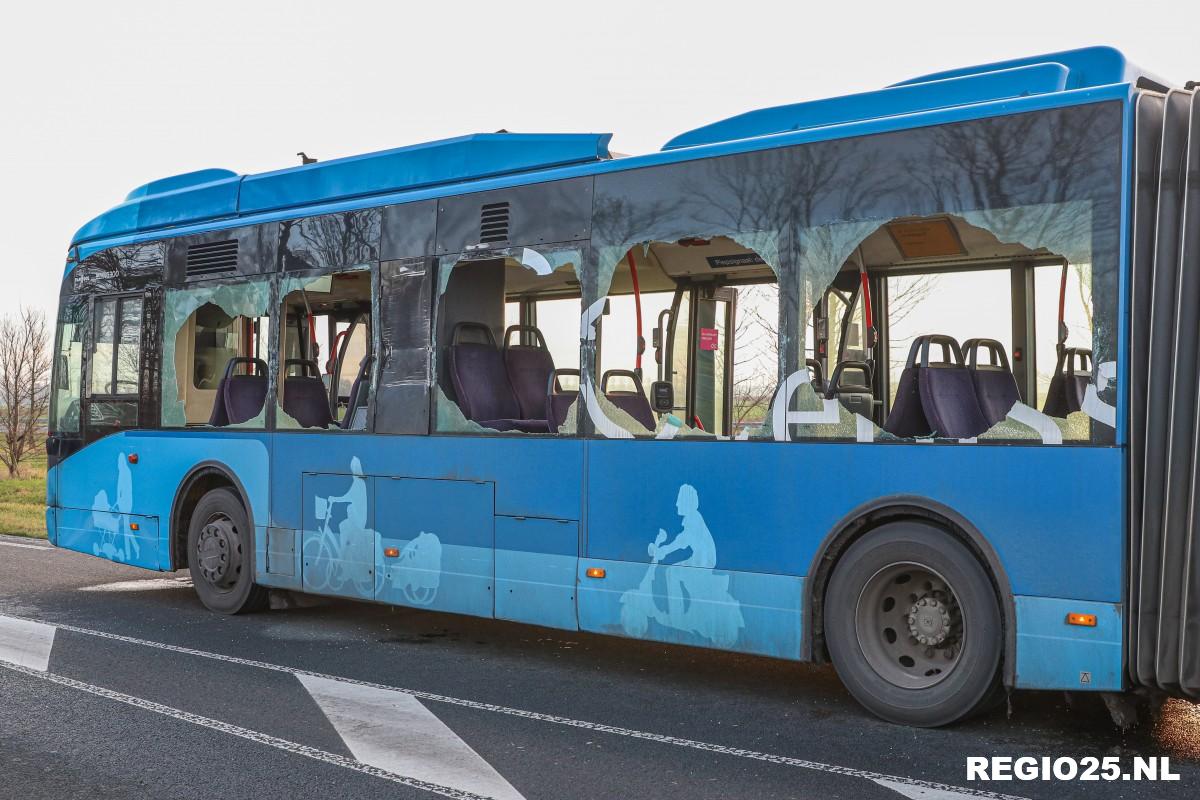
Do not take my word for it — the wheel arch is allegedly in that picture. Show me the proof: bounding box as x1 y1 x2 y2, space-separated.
803 494 1017 687
169 461 255 571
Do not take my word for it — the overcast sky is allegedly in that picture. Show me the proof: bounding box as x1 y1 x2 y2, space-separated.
0 0 1192 321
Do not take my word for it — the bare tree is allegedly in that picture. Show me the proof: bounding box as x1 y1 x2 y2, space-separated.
0 308 51 477
730 284 780 430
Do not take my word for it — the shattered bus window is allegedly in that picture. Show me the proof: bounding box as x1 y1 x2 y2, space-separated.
161 279 272 428
433 247 581 436
278 266 374 430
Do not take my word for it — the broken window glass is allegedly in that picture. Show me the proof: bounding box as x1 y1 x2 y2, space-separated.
279 209 381 273
587 167 788 441
277 266 374 430
433 246 581 435
587 101 1120 445
161 278 273 427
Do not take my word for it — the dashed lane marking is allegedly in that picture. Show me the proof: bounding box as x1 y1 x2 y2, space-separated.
0 613 1030 800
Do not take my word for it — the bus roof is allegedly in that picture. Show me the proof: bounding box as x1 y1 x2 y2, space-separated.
69 46 1165 253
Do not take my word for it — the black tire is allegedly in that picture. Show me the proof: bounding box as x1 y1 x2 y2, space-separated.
824 521 1002 727
186 487 268 615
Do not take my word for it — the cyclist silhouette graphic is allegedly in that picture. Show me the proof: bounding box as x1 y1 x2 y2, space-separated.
620 484 743 648
306 456 380 597
306 457 443 603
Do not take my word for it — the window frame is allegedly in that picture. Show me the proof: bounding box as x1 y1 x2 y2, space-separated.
275 263 379 435
86 291 144 401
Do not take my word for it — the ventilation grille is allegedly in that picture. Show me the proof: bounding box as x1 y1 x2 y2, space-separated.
479 202 510 244
186 240 238 278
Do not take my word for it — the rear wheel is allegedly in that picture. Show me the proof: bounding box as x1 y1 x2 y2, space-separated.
824 521 1002 727
187 488 268 614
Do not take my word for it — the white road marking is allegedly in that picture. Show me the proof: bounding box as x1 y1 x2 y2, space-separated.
79 578 194 592
299 674 525 800
0 540 51 550
0 613 1029 800
876 777 990 800
0 660 497 800
0 615 56 671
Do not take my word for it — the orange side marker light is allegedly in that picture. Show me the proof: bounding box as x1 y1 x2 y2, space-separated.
127 453 138 464
383 547 400 558
1066 613 1097 627
586 567 606 579
129 522 139 531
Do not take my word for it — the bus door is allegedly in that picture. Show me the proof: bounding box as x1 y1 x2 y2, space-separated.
818 274 878 424
659 284 736 437
53 288 163 569
689 286 735 436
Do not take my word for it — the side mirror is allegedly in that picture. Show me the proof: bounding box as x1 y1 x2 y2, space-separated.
650 381 674 412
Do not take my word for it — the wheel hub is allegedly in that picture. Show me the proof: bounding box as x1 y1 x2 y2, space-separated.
907 593 957 646
196 515 243 589
854 563 967 690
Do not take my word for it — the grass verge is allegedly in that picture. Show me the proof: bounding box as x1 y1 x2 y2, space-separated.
0 450 48 538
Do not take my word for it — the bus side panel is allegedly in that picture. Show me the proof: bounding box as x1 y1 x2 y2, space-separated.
496 516 579 631
52 430 272 572
580 440 1123 676
577 560 803 659
268 433 584 626
1013 596 1123 691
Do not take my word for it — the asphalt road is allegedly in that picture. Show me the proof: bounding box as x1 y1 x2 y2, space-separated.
2 534 1199 800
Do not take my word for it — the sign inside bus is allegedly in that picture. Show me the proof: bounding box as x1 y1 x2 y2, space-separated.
699 328 720 351
706 253 766 269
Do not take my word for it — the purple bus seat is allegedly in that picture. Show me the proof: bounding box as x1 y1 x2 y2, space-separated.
963 338 1021 427
503 325 555 422
447 322 549 433
546 368 580 431
340 354 374 429
1042 347 1091 418
884 335 988 439
283 359 334 429
601 369 656 431
209 357 268 427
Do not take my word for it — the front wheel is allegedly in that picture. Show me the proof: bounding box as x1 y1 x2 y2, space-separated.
824 521 1002 727
187 488 268 614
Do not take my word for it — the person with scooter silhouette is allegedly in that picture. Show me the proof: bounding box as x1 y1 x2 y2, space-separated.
620 483 744 649
653 484 717 621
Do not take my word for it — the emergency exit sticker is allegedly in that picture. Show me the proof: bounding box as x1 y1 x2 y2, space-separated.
699 327 720 351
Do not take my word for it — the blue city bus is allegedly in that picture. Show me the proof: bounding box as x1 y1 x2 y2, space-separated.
45 46 1200 726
